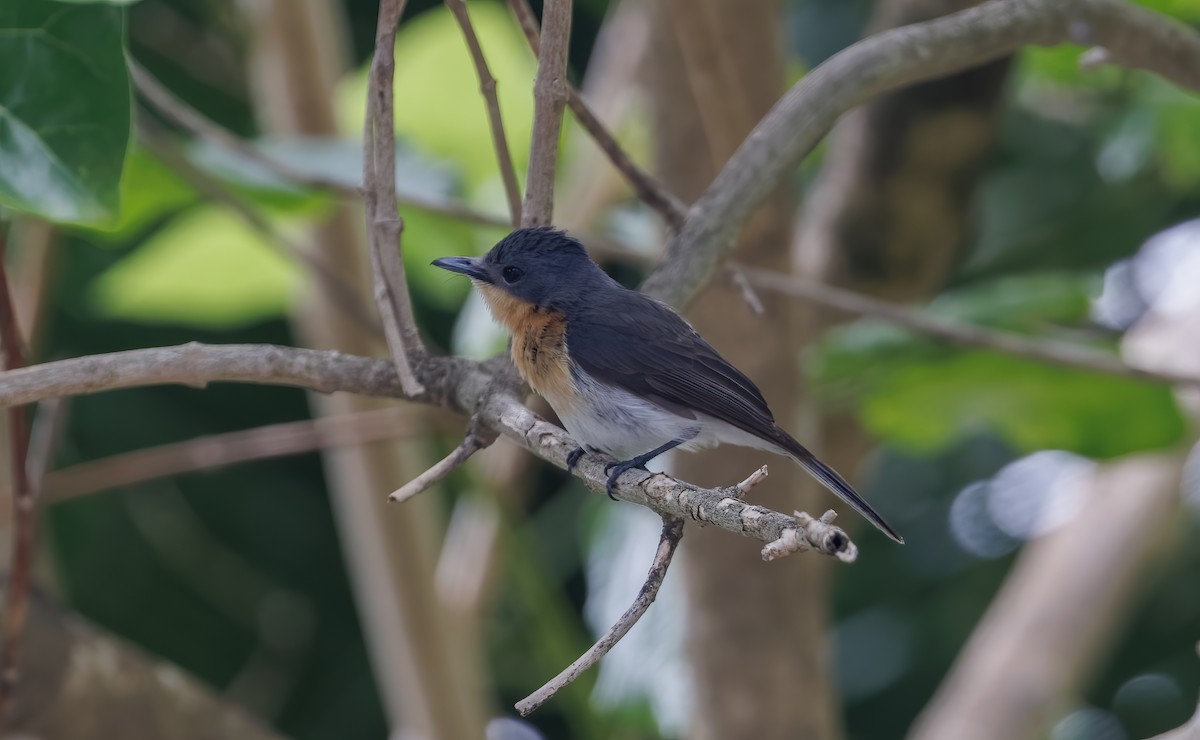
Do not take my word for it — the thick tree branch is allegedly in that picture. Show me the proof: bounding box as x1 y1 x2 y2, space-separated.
0 344 856 559
365 0 425 396
520 0 572 226
641 0 1200 307
445 0 523 226
506 0 687 229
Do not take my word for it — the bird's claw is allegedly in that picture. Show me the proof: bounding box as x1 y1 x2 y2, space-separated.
602 459 645 501
566 446 586 474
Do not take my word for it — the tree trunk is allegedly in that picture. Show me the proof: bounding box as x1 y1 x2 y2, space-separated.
240 2 488 737
647 2 840 738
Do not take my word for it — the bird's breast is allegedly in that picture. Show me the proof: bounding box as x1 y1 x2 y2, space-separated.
476 283 576 414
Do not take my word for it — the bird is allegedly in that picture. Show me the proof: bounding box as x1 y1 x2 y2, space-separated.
433 227 903 543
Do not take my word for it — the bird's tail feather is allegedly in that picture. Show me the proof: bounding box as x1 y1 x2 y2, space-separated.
771 428 904 544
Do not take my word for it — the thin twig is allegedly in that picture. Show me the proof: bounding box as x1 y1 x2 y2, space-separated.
388 416 496 503
516 515 685 716
365 0 426 396
736 265 1200 387
520 0 572 227
734 465 769 497
38 407 425 505
445 0 523 226
137 121 381 334
0 230 33 726
507 0 687 229
729 266 766 316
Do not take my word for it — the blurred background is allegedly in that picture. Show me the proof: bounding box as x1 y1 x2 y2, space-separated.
2 0 1200 738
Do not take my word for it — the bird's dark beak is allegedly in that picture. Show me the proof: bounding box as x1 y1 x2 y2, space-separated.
432 256 492 283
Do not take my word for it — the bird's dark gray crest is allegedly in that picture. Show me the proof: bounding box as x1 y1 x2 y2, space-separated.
484 227 609 311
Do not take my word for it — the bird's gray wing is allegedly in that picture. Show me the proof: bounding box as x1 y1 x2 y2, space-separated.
566 291 779 437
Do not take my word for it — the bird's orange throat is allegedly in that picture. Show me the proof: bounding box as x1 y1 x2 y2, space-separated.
475 282 575 412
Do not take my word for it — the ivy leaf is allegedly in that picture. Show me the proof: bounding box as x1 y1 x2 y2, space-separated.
0 1 131 223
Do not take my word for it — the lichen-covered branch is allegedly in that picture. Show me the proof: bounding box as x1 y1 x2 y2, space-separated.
0 343 856 559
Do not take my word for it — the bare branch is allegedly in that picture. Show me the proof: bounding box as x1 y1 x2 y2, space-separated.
520 0 572 227
642 0 1200 307
388 417 496 503
0 229 34 725
516 515 685 716
738 265 1200 387
0 344 856 558
507 0 687 229
365 0 425 396
137 122 380 334
445 0 523 226
38 408 424 504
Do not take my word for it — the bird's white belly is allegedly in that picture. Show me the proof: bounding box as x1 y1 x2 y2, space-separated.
550 368 789 464
556 371 701 459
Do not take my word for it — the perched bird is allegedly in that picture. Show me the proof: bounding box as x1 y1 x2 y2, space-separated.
433 227 903 543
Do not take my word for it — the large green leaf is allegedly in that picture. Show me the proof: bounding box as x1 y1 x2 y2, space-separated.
87 205 299 328
858 353 1185 458
0 1 131 222
808 272 1186 458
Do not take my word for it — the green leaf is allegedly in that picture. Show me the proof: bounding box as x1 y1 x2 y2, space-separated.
0 1 131 222
858 353 1185 459
87 205 299 328
47 0 140 5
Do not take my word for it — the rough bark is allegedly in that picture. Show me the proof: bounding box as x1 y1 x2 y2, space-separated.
647 2 839 737
795 0 1011 300
8 596 283 740
240 1 488 737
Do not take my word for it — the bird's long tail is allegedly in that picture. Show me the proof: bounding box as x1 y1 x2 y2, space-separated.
770 427 904 544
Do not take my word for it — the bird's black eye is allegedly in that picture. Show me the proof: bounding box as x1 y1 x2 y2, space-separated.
502 265 523 283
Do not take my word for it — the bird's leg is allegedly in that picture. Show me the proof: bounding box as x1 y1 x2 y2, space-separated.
603 437 689 500
566 446 586 473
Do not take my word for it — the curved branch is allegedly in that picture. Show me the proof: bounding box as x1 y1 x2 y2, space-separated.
0 343 856 560
516 515 685 716
641 0 1200 307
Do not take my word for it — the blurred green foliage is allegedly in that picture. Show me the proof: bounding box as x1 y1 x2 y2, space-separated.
2 0 1197 739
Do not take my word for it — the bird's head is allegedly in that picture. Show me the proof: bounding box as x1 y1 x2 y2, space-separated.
433 227 603 314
